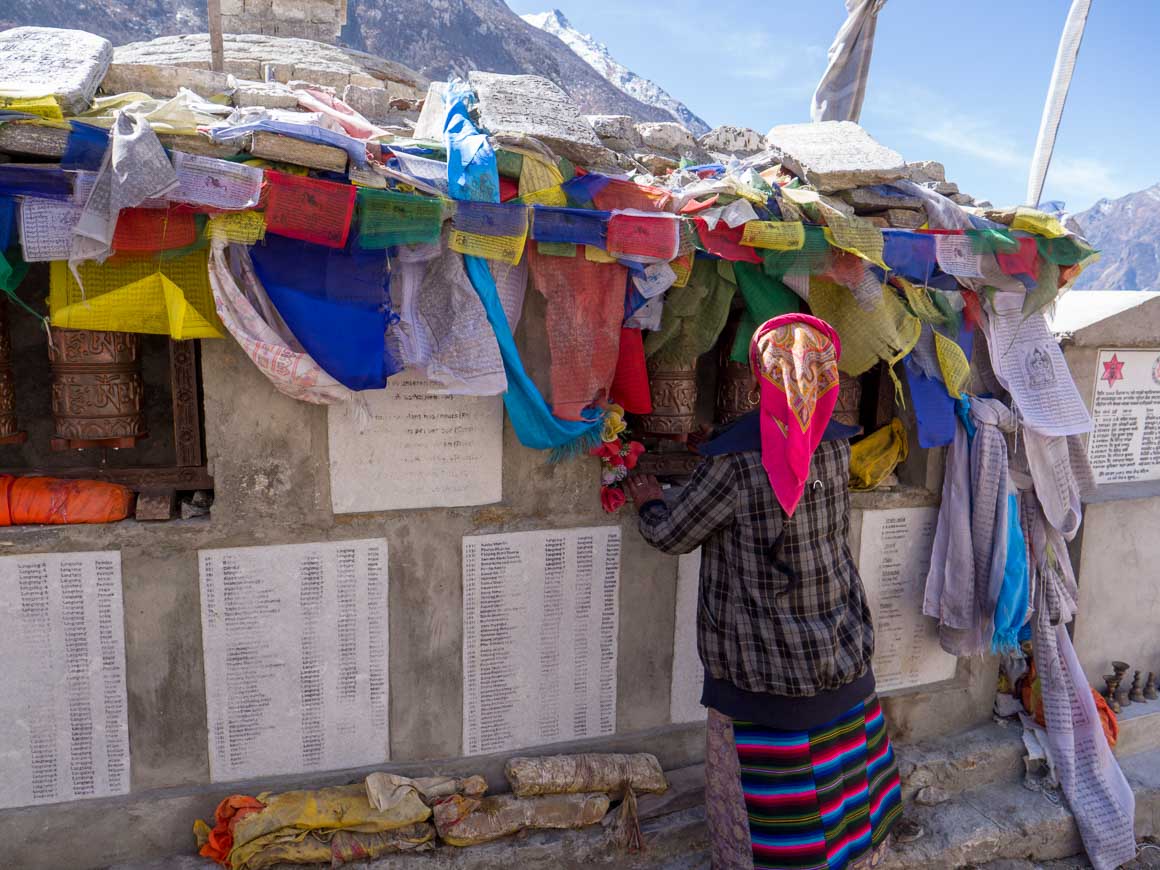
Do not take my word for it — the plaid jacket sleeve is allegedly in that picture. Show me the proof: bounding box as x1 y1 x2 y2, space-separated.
637 455 738 555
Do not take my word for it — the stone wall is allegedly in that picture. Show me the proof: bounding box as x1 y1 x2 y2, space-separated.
220 0 348 44
0 270 997 868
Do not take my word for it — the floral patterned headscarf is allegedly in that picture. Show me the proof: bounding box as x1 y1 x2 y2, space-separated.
750 314 842 516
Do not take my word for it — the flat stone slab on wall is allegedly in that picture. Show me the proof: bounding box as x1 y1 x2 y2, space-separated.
764 121 907 193
0 27 113 115
468 71 605 165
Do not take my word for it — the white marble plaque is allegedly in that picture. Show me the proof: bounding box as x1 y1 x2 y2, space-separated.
670 549 705 724
0 551 129 809
857 508 957 692
462 527 620 756
327 374 503 513
199 539 389 782
1087 348 1160 485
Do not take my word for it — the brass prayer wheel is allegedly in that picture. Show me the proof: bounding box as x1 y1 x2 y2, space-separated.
640 360 698 436
833 371 863 428
48 327 146 450
0 299 25 444
716 361 758 425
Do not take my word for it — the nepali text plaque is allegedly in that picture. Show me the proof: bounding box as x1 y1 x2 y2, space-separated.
1087 348 1160 485
199 539 389 782
462 527 620 755
857 508 957 692
0 551 129 808
327 374 503 513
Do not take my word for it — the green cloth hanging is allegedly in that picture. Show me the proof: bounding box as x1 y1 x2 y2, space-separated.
728 262 804 363
644 258 735 367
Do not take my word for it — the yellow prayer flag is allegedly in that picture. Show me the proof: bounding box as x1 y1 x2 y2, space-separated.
584 245 617 263
934 331 971 399
670 253 694 288
207 212 267 245
519 185 567 207
741 221 805 251
898 278 944 324
808 278 920 377
449 230 527 265
822 218 888 270
49 251 223 339
0 95 64 121
1011 207 1067 239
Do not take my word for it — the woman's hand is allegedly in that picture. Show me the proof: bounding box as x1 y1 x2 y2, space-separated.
625 473 664 509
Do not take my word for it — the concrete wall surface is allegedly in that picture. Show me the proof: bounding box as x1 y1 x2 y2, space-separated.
0 299 996 867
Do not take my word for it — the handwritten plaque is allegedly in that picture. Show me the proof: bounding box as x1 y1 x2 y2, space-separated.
327 374 503 513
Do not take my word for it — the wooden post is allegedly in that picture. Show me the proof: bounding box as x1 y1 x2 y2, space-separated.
207 0 225 74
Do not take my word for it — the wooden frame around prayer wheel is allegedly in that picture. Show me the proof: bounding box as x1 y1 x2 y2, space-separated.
48 328 148 451
0 299 26 445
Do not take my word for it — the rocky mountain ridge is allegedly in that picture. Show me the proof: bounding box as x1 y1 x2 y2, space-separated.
1072 183 1160 291
521 9 709 135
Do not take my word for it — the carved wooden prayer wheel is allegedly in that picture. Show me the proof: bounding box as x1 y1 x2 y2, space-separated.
640 361 698 436
48 328 146 450
833 371 863 428
0 299 25 445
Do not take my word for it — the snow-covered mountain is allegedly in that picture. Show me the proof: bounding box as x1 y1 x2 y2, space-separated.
522 8 710 136
1072 183 1160 291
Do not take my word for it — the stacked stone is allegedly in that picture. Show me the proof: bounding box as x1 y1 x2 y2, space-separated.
220 0 349 45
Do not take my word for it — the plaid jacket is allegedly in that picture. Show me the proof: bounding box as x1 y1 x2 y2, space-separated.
639 440 874 697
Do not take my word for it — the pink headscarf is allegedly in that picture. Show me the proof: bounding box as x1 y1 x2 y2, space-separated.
750 314 842 516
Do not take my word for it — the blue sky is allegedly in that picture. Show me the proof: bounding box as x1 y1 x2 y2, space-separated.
507 0 1158 212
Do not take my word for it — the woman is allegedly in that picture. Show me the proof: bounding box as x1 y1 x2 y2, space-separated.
626 314 902 870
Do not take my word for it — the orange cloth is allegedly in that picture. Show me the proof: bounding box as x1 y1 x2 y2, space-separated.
0 476 133 525
196 795 265 866
1020 658 1118 749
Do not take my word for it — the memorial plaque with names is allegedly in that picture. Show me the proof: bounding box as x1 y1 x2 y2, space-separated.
670 549 705 724
857 508 957 692
0 551 129 809
327 374 503 513
199 539 389 782
1087 348 1160 485
462 527 620 756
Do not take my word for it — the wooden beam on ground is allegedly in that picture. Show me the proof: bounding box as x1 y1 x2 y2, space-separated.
207 0 225 74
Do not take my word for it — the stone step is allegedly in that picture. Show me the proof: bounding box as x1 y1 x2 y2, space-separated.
881 747 1160 870
1115 703 1160 758
894 720 1027 802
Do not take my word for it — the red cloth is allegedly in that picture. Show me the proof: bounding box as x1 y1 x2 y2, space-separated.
527 243 626 421
610 327 652 414
591 178 672 212
997 236 1039 278
112 207 198 252
264 170 356 249
606 213 679 261
499 175 520 202
695 219 763 263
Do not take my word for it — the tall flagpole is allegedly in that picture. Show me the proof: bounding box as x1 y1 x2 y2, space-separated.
1025 0 1092 207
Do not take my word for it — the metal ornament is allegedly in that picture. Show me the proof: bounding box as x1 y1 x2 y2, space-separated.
1145 673 1158 701
1130 671 1146 704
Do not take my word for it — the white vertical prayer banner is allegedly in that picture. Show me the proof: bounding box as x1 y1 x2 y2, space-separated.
199 539 390 782
327 375 503 513
462 527 620 755
0 551 129 809
857 508 958 692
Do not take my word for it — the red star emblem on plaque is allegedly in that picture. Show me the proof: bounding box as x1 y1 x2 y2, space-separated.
1102 353 1126 387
